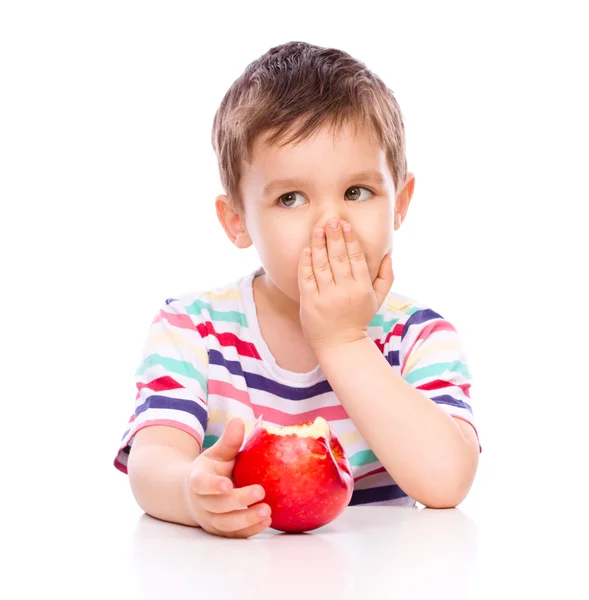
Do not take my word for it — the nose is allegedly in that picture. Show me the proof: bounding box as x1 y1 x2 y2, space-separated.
317 216 351 233
316 203 349 229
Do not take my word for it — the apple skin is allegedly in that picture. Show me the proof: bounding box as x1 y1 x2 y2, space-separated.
232 418 354 533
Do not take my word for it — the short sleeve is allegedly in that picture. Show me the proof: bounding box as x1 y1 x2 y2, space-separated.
398 308 481 452
113 298 210 473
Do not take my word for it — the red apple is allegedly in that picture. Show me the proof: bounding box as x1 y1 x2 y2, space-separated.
232 416 354 533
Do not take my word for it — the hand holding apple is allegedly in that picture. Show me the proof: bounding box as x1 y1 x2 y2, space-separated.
233 416 354 533
183 417 273 538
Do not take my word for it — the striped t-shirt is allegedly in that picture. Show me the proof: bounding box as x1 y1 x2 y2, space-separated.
114 266 479 506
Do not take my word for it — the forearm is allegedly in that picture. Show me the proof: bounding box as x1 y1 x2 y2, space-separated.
316 337 477 507
127 444 200 527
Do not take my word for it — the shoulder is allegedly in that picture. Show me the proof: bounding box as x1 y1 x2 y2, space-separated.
383 290 431 320
373 289 439 336
160 270 251 325
380 291 471 381
374 289 460 351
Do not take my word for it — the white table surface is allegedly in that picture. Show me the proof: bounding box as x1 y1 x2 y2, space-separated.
7 476 588 600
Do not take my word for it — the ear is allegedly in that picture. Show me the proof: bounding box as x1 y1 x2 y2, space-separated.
394 172 415 231
215 194 253 249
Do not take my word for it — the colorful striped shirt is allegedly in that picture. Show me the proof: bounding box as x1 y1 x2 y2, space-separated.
114 266 479 506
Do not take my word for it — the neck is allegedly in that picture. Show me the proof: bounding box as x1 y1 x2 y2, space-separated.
254 273 302 325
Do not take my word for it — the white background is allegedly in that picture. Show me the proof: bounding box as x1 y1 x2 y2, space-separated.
2 0 588 596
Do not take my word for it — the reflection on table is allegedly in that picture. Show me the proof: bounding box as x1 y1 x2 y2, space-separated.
131 505 478 599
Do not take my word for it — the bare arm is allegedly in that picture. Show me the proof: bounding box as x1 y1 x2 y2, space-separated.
316 337 480 508
127 425 201 527
126 419 273 538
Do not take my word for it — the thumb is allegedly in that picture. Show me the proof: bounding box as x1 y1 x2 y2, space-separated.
202 417 245 462
373 252 394 307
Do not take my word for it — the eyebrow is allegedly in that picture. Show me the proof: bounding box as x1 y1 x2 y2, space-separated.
262 171 387 197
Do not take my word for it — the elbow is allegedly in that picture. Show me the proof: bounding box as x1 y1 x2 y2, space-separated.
413 459 478 509
416 481 472 509
420 490 467 510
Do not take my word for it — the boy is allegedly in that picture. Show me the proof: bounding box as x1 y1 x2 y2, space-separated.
114 41 480 539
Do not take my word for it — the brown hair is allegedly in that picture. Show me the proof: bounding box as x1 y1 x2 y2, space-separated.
211 41 408 215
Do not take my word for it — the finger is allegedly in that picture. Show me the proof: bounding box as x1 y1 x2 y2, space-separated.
311 225 333 292
221 517 273 539
341 220 372 286
190 472 235 495
200 484 266 514
325 218 352 285
298 245 317 295
209 503 272 533
202 417 245 462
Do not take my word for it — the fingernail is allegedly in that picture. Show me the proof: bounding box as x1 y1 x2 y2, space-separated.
343 224 352 234
328 219 339 229
254 487 265 500
258 506 270 517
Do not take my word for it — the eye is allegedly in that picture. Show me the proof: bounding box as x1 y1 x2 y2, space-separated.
344 186 373 202
275 186 374 208
276 192 306 208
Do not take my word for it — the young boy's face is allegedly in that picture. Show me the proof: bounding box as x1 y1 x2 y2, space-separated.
217 119 414 322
